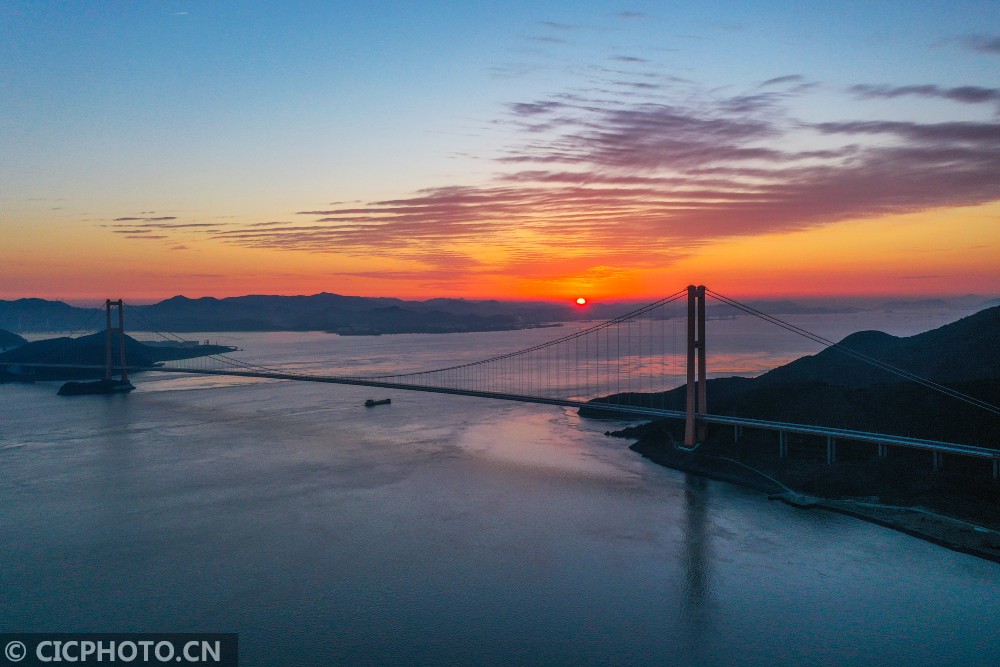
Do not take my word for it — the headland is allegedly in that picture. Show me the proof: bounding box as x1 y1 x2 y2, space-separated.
588 305 1000 561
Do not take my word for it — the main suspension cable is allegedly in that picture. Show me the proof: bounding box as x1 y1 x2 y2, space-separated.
706 289 1000 416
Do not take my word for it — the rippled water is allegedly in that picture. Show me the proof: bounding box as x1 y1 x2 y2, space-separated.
2 308 998 665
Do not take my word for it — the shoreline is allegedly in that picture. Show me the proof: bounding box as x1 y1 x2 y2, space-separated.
628 437 1000 565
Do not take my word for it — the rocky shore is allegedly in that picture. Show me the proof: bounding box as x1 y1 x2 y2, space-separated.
617 423 1000 564
588 305 1000 563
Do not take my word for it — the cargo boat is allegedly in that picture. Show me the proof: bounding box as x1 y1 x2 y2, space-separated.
58 378 136 396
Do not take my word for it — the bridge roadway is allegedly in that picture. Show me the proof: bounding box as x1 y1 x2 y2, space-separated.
157 366 998 463
5 362 997 465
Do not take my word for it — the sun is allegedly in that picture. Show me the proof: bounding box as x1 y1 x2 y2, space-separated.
576 297 587 305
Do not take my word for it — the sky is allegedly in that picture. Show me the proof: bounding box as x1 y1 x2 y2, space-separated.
1 1 998 304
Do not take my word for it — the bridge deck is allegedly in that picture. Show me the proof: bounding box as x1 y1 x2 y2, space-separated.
5 361 996 461
153 366 998 460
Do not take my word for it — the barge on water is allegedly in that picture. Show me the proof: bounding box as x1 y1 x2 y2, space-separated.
58 378 136 396
365 398 391 407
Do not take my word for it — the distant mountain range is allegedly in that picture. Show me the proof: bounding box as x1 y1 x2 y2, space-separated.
0 294 581 334
1 293 996 334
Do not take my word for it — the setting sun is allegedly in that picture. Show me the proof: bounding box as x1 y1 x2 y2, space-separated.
576 297 587 305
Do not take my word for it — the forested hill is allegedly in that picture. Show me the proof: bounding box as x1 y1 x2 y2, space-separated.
587 306 1000 446
754 305 1000 387
0 329 27 350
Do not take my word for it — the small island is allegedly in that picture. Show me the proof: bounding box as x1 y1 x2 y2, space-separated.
0 330 237 383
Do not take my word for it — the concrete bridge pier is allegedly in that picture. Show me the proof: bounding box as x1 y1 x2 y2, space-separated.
733 425 742 443
104 299 129 383
877 443 888 459
826 436 837 464
683 285 707 448
778 431 788 458
933 451 943 472
993 458 998 481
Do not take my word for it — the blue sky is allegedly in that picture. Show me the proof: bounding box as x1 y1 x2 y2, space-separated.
2 1 998 300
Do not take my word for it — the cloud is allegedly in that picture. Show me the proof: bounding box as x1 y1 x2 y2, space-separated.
509 100 566 116
616 12 646 20
813 119 1000 143
107 72 1000 282
541 21 582 31
962 34 1000 55
612 55 650 64
759 75 805 87
108 219 227 230
500 98 787 171
527 36 567 45
222 84 998 262
137 222 220 229
850 83 1000 105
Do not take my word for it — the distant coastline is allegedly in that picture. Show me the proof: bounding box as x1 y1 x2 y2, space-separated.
3 293 997 334
0 293 586 335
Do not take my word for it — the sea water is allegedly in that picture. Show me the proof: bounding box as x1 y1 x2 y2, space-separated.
2 307 998 665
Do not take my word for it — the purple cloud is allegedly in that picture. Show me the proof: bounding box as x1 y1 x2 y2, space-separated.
962 34 1000 55
850 84 1000 105
760 75 805 87
541 21 582 31
221 85 997 262
106 73 1000 281
612 55 650 64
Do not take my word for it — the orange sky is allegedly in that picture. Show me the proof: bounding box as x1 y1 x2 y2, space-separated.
4 200 997 305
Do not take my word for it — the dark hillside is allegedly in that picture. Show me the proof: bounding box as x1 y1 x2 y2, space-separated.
756 305 1000 387
586 306 1000 447
0 332 234 380
0 329 27 350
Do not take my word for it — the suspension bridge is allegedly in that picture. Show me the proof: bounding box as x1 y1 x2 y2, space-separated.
3 286 999 478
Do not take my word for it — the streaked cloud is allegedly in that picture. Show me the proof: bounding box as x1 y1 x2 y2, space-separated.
850 83 1000 105
962 34 1000 55
612 55 650 64
527 36 567 45
105 75 1000 283
541 21 583 31
760 75 805 87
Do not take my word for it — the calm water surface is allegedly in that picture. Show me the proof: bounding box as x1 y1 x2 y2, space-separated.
2 310 998 665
